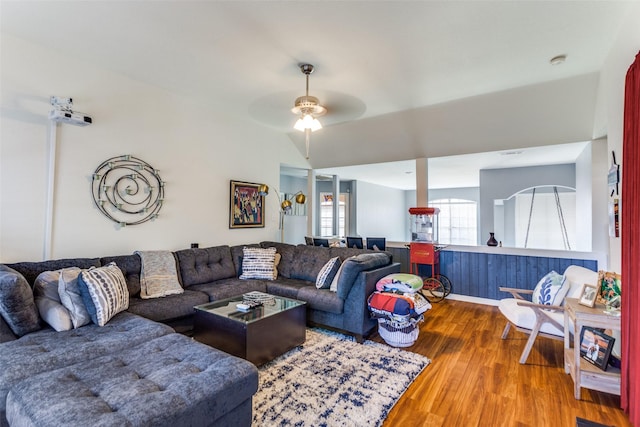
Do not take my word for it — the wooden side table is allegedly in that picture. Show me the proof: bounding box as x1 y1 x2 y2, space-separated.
564 298 621 399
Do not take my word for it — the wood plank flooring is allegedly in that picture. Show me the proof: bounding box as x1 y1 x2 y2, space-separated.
367 299 630 427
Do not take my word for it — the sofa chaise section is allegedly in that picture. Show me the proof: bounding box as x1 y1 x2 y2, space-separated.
6 333 258 427
0 312 174 424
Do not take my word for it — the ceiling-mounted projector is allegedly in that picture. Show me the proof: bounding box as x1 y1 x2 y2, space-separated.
48 109 92 126
49 95 92 126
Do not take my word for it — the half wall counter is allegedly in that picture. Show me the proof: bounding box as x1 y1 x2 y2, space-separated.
386 242 604 305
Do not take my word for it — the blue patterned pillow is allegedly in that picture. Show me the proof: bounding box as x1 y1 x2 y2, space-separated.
240 247 277 280
532 271 569 305
316 257 341 289
78 263 129 326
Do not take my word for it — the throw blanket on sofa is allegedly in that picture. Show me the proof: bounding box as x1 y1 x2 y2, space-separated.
134 251 184 299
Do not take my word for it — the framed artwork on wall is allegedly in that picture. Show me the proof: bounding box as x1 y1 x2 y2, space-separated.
229 180 264 228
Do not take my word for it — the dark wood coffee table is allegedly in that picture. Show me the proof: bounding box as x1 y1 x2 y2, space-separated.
193 293 306 365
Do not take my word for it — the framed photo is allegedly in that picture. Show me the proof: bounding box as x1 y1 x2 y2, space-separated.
578 284 598 307
229 180 264 229
579 327 615 371
598 270 622 304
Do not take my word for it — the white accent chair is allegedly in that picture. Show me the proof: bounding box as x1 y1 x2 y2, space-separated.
499 265 599 364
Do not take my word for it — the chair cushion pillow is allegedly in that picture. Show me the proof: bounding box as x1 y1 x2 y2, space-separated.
58 267 92 329
239 247 277 280
316 257 341 289
532 271 569 306
34 270 73 332
78 263 130 327
0 265 41 337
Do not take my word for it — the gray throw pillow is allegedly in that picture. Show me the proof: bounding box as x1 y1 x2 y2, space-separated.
0 264 41 337
34 270 73 332
58 267 91 329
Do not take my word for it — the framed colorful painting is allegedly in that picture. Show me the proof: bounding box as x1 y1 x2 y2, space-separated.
229 180 264 228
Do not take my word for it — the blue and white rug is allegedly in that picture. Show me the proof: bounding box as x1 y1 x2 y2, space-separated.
252 328 430 426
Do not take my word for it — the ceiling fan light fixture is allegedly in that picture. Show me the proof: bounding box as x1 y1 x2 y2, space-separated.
291 63 326 159
294 114 322 132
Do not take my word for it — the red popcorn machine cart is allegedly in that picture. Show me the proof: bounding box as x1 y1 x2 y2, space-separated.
408 207 451 302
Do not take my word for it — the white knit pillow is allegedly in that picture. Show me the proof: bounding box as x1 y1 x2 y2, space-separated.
240 247 277 280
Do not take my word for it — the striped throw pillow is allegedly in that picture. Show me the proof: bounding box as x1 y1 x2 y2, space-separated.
240 247 277 280
78 262 129 326
316 257 341 289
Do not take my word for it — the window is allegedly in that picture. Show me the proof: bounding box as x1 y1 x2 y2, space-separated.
430 198 477 245
514 189 575 250
319 192 348 237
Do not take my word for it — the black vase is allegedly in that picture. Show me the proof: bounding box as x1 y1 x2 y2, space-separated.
487 232 498 246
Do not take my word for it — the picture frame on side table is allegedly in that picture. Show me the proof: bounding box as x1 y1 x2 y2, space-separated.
229 180 265 229
579 326 615 371
578 284 598 307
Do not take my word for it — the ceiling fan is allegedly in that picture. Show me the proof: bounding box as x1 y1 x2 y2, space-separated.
291 64 326 159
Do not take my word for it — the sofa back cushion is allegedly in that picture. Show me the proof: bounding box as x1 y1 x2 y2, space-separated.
175 246 236 287
6 258 100 287
100 255 141 297
288 245 331 282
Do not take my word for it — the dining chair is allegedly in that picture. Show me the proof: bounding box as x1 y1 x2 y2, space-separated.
313 238 330 247
366 237 386 251
346 237 364 249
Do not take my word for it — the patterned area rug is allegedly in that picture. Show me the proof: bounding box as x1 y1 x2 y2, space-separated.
252 328 431 426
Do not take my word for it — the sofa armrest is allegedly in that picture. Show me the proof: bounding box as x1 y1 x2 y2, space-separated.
499 287 534 300
341 262 401 340
515 300 565 312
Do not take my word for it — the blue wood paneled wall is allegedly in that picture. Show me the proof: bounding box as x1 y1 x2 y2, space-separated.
416 250 598 300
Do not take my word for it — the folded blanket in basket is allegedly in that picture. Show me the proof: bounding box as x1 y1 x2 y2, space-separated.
134 250 183 299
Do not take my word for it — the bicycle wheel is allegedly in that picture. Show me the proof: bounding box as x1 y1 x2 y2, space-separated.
434 274 452 297
422 277 445 303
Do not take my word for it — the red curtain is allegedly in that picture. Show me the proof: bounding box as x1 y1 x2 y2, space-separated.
622 51 640 425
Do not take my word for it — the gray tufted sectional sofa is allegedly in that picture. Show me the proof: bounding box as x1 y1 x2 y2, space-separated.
0 241 399 426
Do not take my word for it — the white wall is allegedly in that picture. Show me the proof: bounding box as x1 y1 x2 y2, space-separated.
574 138 609 257
355 181 406 241
594 2 640 272
479 164 576 247
0 34 309 262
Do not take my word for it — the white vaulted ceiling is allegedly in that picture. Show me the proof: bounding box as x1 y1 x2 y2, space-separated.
2 0 637 185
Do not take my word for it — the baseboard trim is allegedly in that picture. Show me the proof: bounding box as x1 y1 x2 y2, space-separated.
446 293 499 307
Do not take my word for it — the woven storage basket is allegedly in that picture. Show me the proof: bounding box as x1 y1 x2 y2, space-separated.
378 317 421 347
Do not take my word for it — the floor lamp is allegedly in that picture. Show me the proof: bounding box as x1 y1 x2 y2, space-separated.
258 185 306 243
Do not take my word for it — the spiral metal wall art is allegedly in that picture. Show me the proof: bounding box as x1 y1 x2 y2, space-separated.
91 155 164 226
